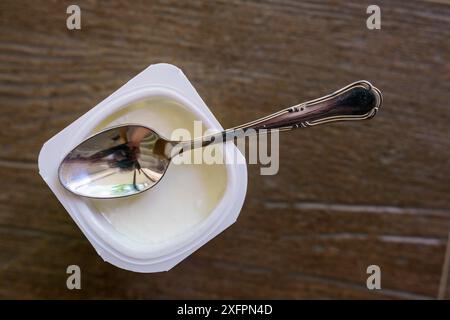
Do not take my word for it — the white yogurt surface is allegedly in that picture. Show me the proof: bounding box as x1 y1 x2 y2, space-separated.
89 98 227 244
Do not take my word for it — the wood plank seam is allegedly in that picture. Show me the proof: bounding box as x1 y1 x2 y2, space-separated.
264 201 450 217
0 159 38 170
437 229 450 299
289 271 434 300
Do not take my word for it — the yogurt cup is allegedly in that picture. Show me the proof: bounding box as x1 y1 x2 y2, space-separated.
38 63 248 272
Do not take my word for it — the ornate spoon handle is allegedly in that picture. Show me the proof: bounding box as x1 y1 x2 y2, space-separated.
177 80 382 152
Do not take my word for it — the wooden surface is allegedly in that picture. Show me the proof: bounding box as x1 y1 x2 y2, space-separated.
1 0 450 299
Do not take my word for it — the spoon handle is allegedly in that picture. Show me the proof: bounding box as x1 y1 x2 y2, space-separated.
182 80 382 151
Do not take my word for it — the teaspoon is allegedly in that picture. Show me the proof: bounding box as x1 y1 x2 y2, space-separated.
58 80 382 199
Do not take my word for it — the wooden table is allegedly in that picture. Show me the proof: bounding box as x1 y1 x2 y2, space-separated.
0 0 449 299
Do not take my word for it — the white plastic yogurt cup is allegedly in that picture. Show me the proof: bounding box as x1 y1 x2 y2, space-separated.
38 64 248 272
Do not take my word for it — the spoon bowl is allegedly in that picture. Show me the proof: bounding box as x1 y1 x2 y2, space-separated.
58 125 173 198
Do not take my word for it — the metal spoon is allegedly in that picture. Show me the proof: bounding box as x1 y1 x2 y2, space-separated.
58 80 382 199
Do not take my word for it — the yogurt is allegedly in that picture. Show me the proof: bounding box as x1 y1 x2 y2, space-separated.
90 98 228 244
39 64 247 272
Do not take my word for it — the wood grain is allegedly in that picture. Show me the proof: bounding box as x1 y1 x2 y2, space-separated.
0 167 447 299
0 0 449 299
